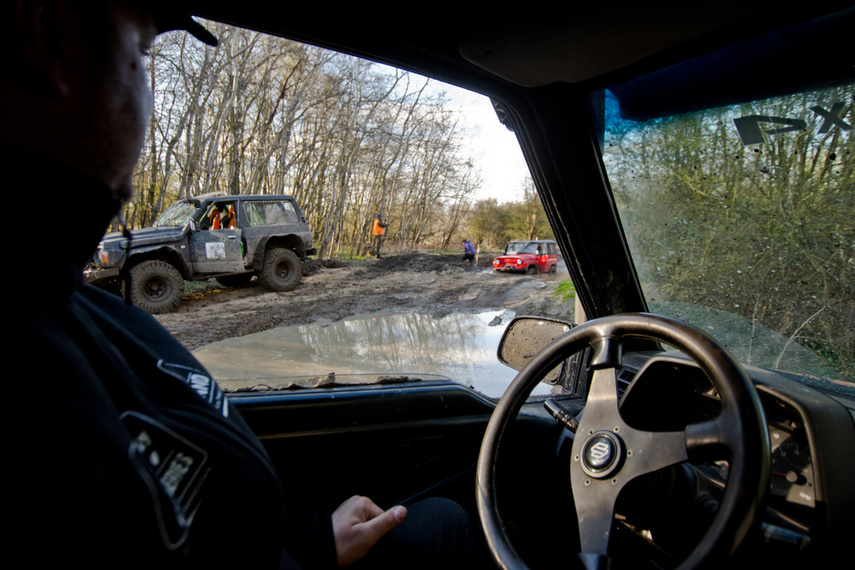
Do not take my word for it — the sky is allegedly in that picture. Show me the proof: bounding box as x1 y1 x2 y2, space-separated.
447 88 531 204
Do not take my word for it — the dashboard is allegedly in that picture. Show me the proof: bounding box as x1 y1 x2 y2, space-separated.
616 352 855 553
764 393 816 531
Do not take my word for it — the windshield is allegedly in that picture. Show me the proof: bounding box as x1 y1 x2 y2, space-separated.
603 83 854 386
506 242 539 255
153 200 198 227
141 22 557 399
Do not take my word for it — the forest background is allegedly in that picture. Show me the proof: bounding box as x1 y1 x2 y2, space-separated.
122 21 552 258
605 86 854 382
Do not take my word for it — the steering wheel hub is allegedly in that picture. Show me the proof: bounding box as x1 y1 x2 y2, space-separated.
580 431 624 478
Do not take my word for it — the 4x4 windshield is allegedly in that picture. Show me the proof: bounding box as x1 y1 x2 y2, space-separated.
506 242 538 255
603 82 854 387
153 200 198 227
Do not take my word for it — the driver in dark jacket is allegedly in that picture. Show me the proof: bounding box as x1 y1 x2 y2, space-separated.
2 1 479 568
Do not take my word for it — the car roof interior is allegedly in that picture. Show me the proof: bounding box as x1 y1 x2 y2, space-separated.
192 1 852 108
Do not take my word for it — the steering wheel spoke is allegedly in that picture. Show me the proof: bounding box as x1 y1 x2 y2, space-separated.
572 368 690 555
685 412 744 463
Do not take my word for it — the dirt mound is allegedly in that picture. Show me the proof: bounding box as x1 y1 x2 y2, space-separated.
355 251 492 276
303 258 350 276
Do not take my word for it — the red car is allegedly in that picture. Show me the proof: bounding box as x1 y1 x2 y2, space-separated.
492 240 558 274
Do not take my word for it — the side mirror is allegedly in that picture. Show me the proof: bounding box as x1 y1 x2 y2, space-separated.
497 316 574 382
498 316 591 393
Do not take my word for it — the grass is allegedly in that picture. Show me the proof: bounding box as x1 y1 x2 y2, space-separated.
554 280 576 303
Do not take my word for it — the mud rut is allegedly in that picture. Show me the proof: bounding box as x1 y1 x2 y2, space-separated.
155 252 575 351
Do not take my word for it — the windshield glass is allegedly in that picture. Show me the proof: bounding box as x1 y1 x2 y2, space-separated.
140 22 563 398
506 242 538 255
153 200 198 227
603 83 854 386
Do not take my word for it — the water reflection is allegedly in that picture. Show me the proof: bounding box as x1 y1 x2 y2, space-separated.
195 309 551 398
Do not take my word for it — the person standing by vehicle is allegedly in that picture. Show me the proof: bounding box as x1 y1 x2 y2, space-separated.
462 239 476 265
3 2 478 568
373 213 389 258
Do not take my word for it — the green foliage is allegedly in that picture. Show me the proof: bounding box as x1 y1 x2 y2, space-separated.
606 85 854 382
554 280 576 303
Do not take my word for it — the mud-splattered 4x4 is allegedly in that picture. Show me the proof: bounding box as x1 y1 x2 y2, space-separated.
86 194 316 313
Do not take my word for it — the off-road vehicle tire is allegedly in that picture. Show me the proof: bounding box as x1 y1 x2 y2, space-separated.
259 248 302 292
217 273 254 288
526 265 537 275
127 260 185 314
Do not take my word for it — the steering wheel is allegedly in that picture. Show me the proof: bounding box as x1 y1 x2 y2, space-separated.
477 314 770 569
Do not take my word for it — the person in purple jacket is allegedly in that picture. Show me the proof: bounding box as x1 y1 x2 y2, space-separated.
462 240 476 265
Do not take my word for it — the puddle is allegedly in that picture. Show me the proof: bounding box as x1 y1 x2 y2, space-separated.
195 309 553 398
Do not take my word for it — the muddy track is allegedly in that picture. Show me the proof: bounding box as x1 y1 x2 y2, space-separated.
155 252 575 351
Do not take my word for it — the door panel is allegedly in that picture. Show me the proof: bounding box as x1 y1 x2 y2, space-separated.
230 382 562 515
230 383 493 512
189 229 245 274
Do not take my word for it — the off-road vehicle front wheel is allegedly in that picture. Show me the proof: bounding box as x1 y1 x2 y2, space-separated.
259 248 302 292
127 260 185 314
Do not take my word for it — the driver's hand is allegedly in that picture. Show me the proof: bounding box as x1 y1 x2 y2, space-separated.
332 495 407 567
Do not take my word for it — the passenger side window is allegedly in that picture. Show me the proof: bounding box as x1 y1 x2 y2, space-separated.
245 201 298 226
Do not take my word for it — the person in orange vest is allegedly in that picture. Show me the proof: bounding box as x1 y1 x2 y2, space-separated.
224 204 237 229
210 203 237 230
210 205 223 229
373 214 389 258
